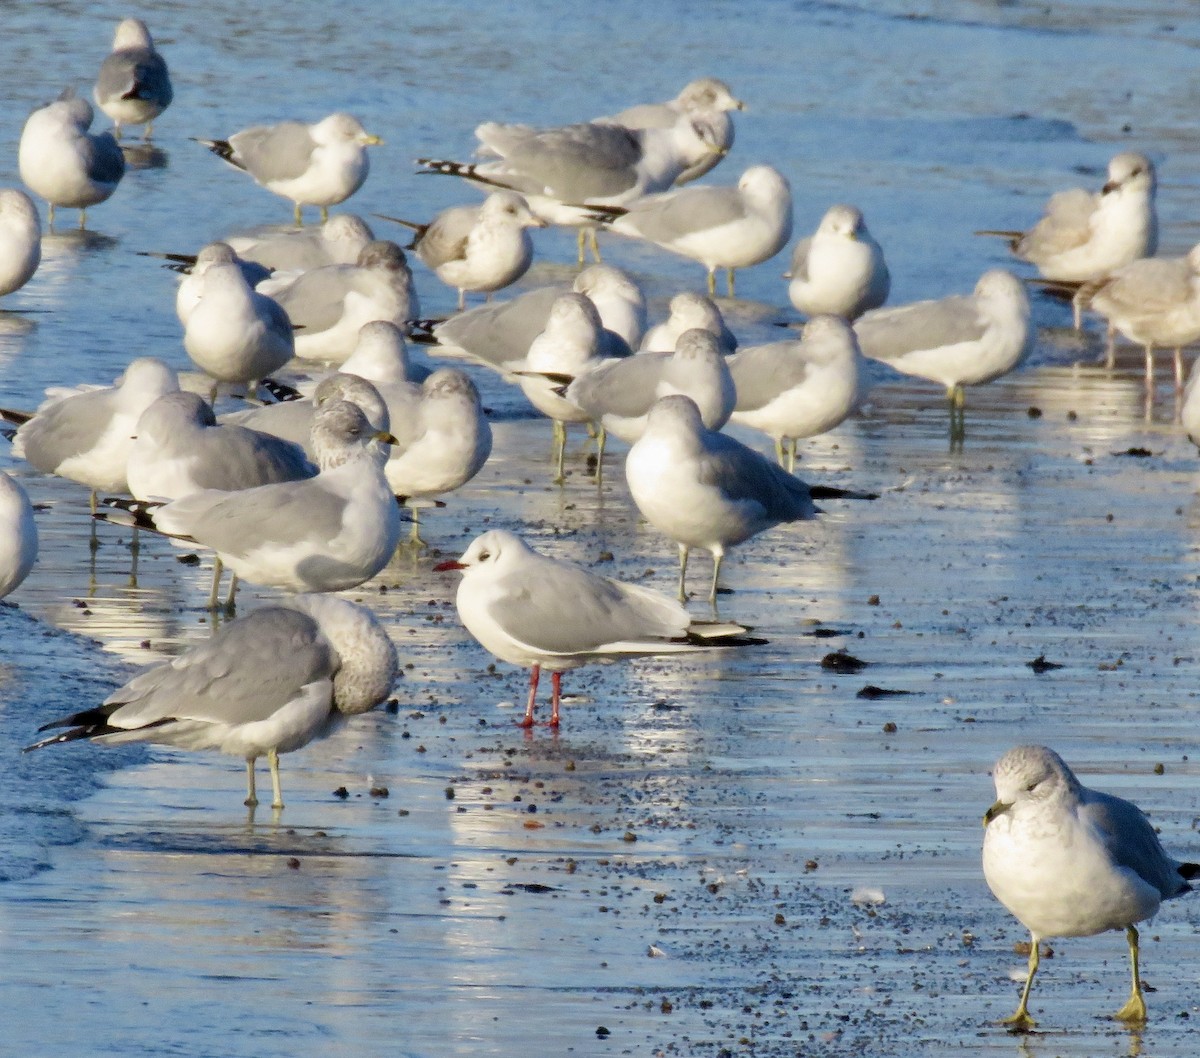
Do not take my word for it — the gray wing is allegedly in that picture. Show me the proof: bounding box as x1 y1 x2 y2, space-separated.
619 185 749 244
83 132 126 184
15 388 117 472
854 295 984 361
220 401 316 452
435 286 561 366
230 121 318 183
103 607 335 728
1080 789 1190 899
1091 257 1193 316
192 425 317 490
483 122 643 200
157 476 352 557
697 431 817 520
95 49 172 109
484 558 685 654
570 355 667 418
788 236 813 282
728 343 813 412
603 102 676 131
272 266 358 332
415 206 479 268
1016 188 1096 261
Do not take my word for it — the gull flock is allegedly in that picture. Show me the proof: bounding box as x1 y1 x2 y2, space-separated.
0 16 1197 1036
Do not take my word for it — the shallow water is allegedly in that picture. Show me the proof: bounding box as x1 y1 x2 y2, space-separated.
2 2 1200 1056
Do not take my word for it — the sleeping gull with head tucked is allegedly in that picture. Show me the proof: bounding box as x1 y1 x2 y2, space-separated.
787 203 889 321
0 189 41 298
18 92 124 227
92 18 172 140
0 471 38 600
25 594 398 810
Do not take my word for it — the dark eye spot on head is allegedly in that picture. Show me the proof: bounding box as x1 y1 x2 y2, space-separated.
478 550 490 561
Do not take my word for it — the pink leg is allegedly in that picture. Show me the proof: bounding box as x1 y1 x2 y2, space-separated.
518 665 540 728
549 671 563 728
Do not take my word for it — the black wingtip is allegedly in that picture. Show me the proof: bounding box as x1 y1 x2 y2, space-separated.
809 485 879 502
1180 861 1200 881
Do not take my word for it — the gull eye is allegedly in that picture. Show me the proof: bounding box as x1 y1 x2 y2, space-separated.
477 550 490 561
1025 780 1040 792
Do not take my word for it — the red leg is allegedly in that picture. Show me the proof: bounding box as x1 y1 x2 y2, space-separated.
549 671 562 727
517 665 540 728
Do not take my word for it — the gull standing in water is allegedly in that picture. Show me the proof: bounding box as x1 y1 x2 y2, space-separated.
626 394 874 604
197 113 382 224
1075 243 1200 390
92 18 172 140
25 595 398 811
727 315 864 471
2 358 180 505
18 92 124 227
378 191 545 309
102 400 401 608
982 745 1198 1029
435 529 758 728
592 165 792 296
786 204 889 320
854 269 1031 441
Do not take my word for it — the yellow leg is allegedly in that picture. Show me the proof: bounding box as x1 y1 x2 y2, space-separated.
552 419 567 485
294 202 304 225
1002 937 1039 1030
1113 925 1148 1024
268 749 284 810
677 543 689 602
706 269 716 296
726 267 736 297
709 552 724 605
576 229 587 267
244 759 258 807
320 206 329 223
208 557 224 611
587 227 602 262
774 436 785 467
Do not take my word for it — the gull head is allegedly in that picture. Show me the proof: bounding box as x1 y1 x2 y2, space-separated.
482 190 546 229
310 397 395 469
820 203 865 241
1102 152 1155 197
434 528 532 575
112 17 153 50
644 393 705 437
678 77 744 114
984 745 1081 826
673 327 723 365
422 367 482 408
0 188 40 228
800 314 860 362
317 113 382 147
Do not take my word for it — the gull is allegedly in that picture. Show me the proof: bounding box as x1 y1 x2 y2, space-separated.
418 111 723 263
626 394 874 603
220 372 391 458
425 263 645 371
566 328 737 448
18 92 124 227
854 269 1031 440
378 191 545 309
727 315 864 471
385 368 493 544
259 240 417 364
434 529 758 728
0 472 38 600
978 152 1157 285
640 291 737 355
1 358 179 502
24 594 398 810
92 18 172 141
982 745 1198 1029
197 113 382 224
225 213 376 272
1075 243 1200 390
592 164 793 296
512 292 610 483
102 399 401 606
174 242 274 326
786 204 889 321
127 391 316 502
601 77 744 185
183 260 294 392
0 188 41 298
